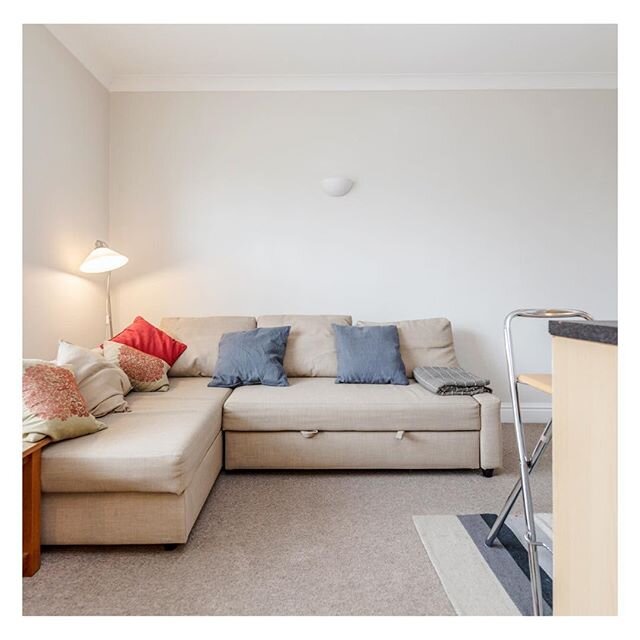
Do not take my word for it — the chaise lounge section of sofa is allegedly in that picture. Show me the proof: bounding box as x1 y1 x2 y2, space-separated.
41 380 231 545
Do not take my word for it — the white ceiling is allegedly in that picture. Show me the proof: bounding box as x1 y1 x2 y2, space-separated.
46 24 617 92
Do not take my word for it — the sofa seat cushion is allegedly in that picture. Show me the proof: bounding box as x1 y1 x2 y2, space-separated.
222 377 480 432
41 379 231 495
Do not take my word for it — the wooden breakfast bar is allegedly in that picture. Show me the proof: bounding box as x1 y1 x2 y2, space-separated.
549 320 618 615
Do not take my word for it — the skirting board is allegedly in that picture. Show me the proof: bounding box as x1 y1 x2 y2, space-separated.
500 402 552 424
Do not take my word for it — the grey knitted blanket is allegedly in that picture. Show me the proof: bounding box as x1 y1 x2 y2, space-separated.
413 366 492 396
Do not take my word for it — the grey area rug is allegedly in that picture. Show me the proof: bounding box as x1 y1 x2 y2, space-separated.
413 512 553 616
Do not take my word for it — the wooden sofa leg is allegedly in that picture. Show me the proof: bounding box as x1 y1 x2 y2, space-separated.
163 543 179 551
480 468 495 478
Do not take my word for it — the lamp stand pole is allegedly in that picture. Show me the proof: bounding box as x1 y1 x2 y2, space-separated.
105 271 113 340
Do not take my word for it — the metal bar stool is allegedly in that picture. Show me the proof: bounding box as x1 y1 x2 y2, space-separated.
485 308 592 616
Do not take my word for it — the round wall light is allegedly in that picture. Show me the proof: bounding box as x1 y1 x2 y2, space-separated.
321 177 354 197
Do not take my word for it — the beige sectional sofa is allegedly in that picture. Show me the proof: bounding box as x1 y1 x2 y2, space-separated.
40 315 502 546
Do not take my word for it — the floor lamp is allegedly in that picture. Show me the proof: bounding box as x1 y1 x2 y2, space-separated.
80 240 129 340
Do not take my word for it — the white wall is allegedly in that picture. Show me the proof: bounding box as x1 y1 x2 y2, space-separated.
109 90 617 401
23 25 110 359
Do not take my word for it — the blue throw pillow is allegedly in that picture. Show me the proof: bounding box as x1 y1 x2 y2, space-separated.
208 326 291 388
333 324 408 385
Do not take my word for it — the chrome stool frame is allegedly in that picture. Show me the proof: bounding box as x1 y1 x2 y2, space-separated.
485 308 592 616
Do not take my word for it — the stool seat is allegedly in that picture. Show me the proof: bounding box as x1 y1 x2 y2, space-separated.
517 373 552 395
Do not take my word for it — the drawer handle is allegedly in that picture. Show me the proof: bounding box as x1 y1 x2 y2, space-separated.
300 430 319 439
396 430 405 440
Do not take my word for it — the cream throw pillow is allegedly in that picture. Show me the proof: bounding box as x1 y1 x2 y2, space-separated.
103 341 170 392
56 341 131 417
23 360 106 443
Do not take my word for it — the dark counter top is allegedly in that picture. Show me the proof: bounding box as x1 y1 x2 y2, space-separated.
549 320 617 345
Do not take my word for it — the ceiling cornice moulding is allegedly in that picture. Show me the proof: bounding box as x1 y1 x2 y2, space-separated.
109 72 617 92
46 25 113 88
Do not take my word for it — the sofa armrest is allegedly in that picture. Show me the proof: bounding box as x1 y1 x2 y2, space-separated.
473 393 503 470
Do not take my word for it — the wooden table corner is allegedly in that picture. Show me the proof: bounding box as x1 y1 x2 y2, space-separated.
23 436 51 577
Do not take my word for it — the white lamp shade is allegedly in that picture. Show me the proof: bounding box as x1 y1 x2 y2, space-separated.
80 243 128 273
321 177 354 197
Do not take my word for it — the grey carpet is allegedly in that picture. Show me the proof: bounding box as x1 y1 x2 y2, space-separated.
23 424 552 616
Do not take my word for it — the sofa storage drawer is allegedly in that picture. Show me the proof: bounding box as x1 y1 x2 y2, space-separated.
224 430 479 470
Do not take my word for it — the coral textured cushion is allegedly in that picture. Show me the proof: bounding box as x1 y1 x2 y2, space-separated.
103 341 170 392
23 360 106 443
110 316 187 366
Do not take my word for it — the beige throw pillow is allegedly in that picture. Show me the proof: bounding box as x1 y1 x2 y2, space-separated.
23 360 106 442
160 316 257 377
257 315 352 377
356 318 459 376
103 341 170 392
56 341 131 417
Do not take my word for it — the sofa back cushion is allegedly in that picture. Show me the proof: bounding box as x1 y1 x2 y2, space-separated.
257 314 352 377
160 316 257 377
356 318 459 376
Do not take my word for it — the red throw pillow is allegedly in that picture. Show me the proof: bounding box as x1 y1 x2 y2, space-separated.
110 316 187 366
